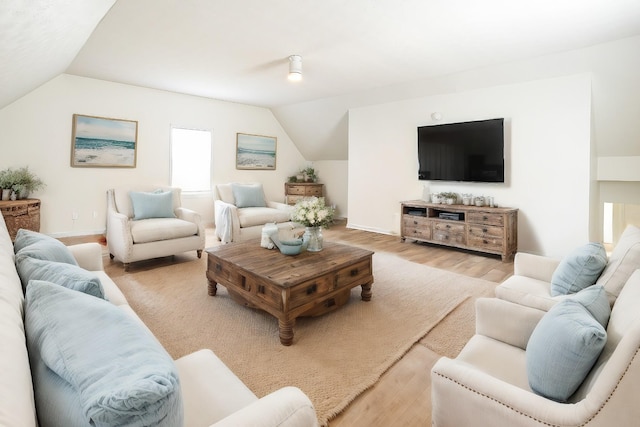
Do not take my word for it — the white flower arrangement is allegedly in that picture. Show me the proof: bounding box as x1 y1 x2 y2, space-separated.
291 197 335 228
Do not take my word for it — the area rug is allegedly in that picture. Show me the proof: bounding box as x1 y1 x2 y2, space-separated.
108 251 496 426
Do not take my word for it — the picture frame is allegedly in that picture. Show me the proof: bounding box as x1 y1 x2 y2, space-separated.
236 133 277 170
70 114 138 168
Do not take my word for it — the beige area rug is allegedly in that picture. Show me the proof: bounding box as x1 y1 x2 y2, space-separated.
108 251 496 426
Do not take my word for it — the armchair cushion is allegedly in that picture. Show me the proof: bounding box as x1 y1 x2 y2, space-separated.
25 280 183 427
129 190 176 220
238 207 292 228
550 242 607 296
526 299 607 402
131 218 199 244
14 229 78 265
231 183 266 208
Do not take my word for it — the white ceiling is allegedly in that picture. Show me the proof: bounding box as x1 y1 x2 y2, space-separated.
65 0 640 108
3 0 640 159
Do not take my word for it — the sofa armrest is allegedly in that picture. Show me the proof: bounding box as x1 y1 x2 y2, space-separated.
431 356 591 427
68 242 104 271
513 252 561 282
475 298 546 350
211 386 318 427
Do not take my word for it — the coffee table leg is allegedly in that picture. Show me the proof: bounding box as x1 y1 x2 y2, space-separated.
361 282 373 301
208 279 218 296
278 318 294 346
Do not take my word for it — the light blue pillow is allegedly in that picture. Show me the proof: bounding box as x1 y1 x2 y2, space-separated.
568 284 611 327
231 183 266 208
129 190 176 220
13 229 78 265
551 243 608 296
15 256 105 298
25 280 183 426
526 299 607 402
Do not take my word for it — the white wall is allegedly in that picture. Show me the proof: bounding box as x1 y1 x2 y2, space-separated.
0 74 306 236
312 160 348 218
348 74 592 257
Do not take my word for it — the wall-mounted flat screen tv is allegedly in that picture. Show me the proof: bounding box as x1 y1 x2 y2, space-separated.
417 118 504 183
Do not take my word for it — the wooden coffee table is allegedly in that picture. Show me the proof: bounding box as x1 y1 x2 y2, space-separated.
206 240 374 345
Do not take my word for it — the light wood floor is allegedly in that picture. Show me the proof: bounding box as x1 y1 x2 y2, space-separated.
323 221 513 426
61 221 514 426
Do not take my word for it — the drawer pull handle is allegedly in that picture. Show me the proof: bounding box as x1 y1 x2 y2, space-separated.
446 224 451 229
350 268 359 276
334 276 339 289
258 285 265 294
215 263 222 272
483 239 488 244
413 220 418 225
483 216 488 221
483 228 488 233
325 298 336 308
306 284 317 295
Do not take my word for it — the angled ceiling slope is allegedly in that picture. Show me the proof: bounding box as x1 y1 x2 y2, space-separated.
0 0 116 109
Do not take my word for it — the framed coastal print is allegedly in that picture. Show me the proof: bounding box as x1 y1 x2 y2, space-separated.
236 133 277 170
71 114 138 168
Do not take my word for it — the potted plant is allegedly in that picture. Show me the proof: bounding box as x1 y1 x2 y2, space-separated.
440 192 457 205
0 168 12 201
301 167 318 183
10 166 45 199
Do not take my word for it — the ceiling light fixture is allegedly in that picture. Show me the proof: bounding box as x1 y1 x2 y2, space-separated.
288 55 302 81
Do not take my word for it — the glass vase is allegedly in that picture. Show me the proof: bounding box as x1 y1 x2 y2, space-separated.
303 226 323 252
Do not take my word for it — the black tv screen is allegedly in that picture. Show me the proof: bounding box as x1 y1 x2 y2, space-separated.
417 118 504 183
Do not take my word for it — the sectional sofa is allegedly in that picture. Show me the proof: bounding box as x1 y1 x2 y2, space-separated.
0 214 318 426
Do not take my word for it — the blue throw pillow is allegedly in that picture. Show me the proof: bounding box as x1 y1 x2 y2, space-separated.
15 256 105 299
231 183 266 208
526 299 607 402
129 190 176 220
25 280 183 427
551 243 608 296
568 284 611 327
13 229 78 265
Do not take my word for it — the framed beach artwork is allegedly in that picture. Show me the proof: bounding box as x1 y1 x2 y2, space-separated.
70 114 138 168
236 133 277 170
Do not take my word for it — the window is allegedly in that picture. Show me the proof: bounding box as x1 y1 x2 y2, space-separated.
171 127 212 192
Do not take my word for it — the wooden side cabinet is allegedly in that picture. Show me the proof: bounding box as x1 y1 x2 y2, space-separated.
400 200 518 262
285 182 324 205
0 199 41 241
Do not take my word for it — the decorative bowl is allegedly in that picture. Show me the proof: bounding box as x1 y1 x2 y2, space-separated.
270 235 302 255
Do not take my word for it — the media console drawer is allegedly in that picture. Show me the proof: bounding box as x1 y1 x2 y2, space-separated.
400 200 517 262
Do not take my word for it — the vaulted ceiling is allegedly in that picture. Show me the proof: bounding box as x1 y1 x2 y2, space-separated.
3 0 640 160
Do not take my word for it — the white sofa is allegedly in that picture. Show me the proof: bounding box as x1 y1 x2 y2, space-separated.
431 269 640 426
496 225 640 311
0 214 318 426
214 183 295 243
107 187 206 270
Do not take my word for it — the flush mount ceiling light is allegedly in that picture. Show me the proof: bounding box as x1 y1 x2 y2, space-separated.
288 55 302 81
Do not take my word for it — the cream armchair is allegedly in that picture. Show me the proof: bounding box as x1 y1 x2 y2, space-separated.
214 183 295 243
431 269 640 427
106 187 205 270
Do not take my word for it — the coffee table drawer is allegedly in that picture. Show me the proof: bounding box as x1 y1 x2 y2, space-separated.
289 276 334 309
208 258 242 284
335 259 372 289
